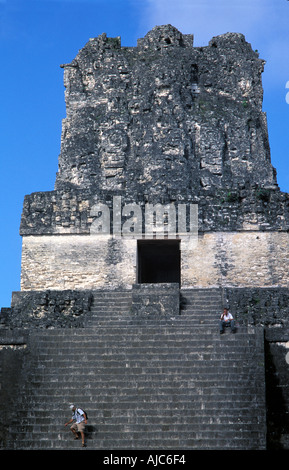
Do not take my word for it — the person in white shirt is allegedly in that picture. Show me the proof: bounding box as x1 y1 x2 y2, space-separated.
65 404 87 447
219 307 236 334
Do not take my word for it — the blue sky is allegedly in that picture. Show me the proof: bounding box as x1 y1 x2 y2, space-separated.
0 0 288 308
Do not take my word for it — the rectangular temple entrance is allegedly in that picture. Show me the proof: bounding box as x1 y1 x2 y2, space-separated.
137 240 181 285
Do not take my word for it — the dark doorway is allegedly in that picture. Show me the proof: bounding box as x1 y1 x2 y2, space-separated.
137 240 180 284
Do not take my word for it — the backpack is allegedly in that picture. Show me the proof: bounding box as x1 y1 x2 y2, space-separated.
76 408 88 420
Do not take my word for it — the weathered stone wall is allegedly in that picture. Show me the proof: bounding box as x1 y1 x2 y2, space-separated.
131 283 180 318
181 231 289 288
223 287 289 326
7 290 93 328
55 25 277 197
0 331 28 448
20 231 289 291
20 234 137 291
265 327 289 449
20 187 289 235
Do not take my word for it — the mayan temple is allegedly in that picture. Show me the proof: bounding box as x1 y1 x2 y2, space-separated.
1 25 289 450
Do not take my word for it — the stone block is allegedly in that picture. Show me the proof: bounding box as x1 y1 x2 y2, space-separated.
131 283 180 318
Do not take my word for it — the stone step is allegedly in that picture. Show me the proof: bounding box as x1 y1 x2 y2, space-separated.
2 288 266 450
86 288 228 328
7 435 263 451
25 328 250 342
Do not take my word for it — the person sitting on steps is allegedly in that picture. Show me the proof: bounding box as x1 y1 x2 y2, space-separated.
219 307 236 334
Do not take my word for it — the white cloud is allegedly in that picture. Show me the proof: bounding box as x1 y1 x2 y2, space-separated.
143 0 289 89
146 0 280 44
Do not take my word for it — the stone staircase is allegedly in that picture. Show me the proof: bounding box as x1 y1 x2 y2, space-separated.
2 288 266 450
